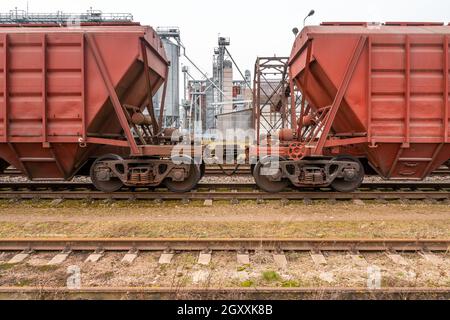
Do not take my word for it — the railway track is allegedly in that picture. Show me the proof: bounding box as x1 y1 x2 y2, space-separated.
1 238 449 252
0 181 449 201
0 287 448 300
1 166 253 177
3 166 450 177
0 238 449 300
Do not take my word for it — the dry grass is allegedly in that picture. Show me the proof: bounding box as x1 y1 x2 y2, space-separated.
0 251 448 289
1 199 450 216
0 220 448 239
0 198 448 291
0 199 449 239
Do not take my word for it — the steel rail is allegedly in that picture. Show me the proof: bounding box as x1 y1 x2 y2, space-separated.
2 168 450 177
0 181 449 202
0 238 448 252
205 169 252 175
0 287 448 300
1 181 450 190
0 190 449 201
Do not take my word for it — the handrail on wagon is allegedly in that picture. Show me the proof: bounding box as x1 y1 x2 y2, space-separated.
0 9 133 24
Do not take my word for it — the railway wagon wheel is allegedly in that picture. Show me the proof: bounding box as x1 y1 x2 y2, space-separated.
90 154 124 193
164 156 202 193
253 156 289 193
200 162 206 179
0 159 9 174
445 160 450 169
331 156 365 193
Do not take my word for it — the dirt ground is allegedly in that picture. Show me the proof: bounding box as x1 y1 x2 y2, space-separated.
0 251 448 289
0 197 449 289
0 200 448 239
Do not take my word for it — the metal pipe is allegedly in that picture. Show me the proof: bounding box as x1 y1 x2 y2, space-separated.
224 47 253 93
176 39 225 96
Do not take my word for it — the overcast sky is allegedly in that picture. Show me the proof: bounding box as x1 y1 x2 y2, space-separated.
3 0 450 79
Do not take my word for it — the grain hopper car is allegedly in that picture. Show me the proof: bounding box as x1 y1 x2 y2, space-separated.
253 22 450 192
0 21 201 192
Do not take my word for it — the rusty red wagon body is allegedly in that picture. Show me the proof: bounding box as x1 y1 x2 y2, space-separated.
0 23 202 192
252 22 450 192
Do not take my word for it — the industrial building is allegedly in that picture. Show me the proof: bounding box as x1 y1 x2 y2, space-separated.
184 36 253 134
153 27 181 128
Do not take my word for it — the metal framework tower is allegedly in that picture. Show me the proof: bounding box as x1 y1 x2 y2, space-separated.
253 57 298 143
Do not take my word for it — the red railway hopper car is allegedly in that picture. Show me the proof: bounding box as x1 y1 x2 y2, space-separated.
0 24 201 192
253 22 450 192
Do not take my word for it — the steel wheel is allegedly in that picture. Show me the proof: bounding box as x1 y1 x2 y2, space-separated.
90 154 124 193
253 157 289 193
0 159 9 174
200 163 206 179
250 164 256 175
331 156 365 193
165 164 201 193
445 160 450 169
